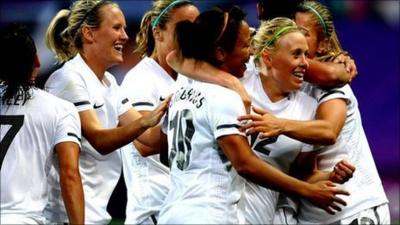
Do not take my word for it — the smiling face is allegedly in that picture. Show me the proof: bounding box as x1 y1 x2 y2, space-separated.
222 20 251 78
90 4 128 67
266 31 309 92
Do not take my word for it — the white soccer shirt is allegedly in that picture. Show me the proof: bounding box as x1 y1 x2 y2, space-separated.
298 83 388 224
238 71 317 224
158 79 247 224
44 54 131 224
1 88 81 224
120 57 173 224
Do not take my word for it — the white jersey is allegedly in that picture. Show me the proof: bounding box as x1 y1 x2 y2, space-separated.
120 57 172 224
238 71 317 224
1 87 81 224
158 79 247 224
44 54 131 224
298 83 389 224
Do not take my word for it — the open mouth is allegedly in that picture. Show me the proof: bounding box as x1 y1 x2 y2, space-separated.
293 71 304 80
114 44 124 53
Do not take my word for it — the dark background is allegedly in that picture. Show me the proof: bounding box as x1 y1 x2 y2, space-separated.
1 0 398 222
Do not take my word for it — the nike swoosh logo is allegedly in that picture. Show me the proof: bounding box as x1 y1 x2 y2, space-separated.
159 96 166 101
93 103 104 109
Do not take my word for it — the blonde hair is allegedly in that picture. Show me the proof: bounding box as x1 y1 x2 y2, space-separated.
135 0 194 58
299 1 343 61
252 17 300 68
45 0 118 63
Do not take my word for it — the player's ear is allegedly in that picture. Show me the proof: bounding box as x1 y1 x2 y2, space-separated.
82 25 95 43
153 27 163 42
317 37 329 55
215 46 226 62
261 50 272 67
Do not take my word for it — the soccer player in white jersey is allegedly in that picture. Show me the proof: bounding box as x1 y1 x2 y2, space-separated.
43 1 168 224
0 24 84 224
120 1 199 224
241 1 389 224
157 6 350 224
235 17 354 224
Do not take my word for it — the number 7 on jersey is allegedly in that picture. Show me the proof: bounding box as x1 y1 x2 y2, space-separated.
1 115 24 169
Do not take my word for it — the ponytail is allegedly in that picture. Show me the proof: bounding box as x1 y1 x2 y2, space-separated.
135 11 155 58
45 9 77 63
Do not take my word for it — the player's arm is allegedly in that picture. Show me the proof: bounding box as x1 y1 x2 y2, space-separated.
281 99 347 145
79 98 168 155
119 97 170 150
130 110 162 157
239 99 347 145
306 58 350 86
166 50 251 112
217 135 349 214
132 140 159 157
306 51 357 87
55 142 84 224
292 151 355 184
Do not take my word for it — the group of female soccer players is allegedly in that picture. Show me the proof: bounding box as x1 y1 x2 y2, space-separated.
0 0 390 224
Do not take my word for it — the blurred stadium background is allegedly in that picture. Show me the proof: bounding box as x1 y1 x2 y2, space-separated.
1 0 398 223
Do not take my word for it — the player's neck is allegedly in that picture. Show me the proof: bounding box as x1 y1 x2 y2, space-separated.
151 54 178 80
80 51 107 81
260 71 288 102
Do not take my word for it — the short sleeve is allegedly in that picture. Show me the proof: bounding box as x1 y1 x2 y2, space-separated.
317 85 352 105
109 75 131 117
209 89 246 139
45 72 92 112
121 71 158 112
54 101 82 146
117 93 131 117
301 83 351 106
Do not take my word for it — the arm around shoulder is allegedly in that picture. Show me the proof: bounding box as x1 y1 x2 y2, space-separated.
166 50 251 112
306 58 350 87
